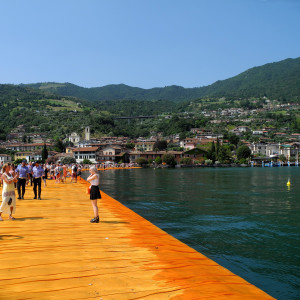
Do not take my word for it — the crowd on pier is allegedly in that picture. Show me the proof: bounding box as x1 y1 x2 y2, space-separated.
0 159 138 222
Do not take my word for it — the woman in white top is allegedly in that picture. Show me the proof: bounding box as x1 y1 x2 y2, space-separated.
0 164 18 221
87 166 101 223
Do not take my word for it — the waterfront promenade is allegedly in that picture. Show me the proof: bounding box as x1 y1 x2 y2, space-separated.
0 178 274 299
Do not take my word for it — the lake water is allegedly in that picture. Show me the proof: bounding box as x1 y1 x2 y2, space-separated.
84 167 300 299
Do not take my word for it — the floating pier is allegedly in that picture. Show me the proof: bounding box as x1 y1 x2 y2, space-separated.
0 178 274 299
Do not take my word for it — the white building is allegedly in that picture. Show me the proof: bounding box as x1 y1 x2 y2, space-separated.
250 143 299 160
180 138 200 150
73 147 100 163
0 154 12 164
68 132 80 146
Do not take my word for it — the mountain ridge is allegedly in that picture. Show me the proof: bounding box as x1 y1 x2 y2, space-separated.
23 57 300 102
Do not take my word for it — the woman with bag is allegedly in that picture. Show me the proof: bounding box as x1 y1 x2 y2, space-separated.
86 166 101 223
0 164 18 221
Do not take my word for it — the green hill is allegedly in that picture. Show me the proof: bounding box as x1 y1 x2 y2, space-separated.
198 57 300 100
0 84 95 140
0 84 178 140
24 57 300 102
25 82 203 102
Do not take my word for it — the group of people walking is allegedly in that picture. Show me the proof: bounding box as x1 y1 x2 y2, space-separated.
0 160 101 223
15 160 45 200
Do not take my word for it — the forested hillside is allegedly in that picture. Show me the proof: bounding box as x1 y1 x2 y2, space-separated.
24 57 300 102
25 82 203 102
1 57 299 141
0 84 95 140
198 58 300 100
0 84 179 139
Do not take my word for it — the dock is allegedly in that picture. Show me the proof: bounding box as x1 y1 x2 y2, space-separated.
0 177 274 299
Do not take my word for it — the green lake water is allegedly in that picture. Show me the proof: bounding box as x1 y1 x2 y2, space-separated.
84 167 300 299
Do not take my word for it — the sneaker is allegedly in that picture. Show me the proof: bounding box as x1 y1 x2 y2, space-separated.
0 216 3 221
90 216 99 223
38 197 41 200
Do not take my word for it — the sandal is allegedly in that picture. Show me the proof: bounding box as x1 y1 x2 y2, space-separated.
9 216 15 220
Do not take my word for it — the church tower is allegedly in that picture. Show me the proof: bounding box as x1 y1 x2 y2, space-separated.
85 126 90 141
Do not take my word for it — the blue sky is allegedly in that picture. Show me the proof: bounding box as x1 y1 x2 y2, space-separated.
0 0 299 88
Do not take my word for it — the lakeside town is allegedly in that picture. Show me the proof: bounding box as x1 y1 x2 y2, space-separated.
0 115 299 168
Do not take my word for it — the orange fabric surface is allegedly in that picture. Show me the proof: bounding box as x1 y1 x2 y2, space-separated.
0 177 274 299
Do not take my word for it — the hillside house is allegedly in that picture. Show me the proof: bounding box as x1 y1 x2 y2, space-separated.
66 147 74 155
231 126 252 135
14 152 35 162
183 148 206 163
252 130 264 135
180 138 200 150
73 147 100 163
291 133 300 140
280 144 299 160
135 141 155 152
98 145 127 163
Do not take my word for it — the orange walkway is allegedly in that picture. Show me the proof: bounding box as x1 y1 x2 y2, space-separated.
0 178 274 299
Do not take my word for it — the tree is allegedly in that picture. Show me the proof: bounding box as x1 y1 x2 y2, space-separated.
136 157 148 167
14 158 23 165
179 132 186 140
237 145 251 160
180 157 193 165
46 156 57 164
217 145 232 163
216 137 221 158
153 140 168 151
125 142 135 149
155 156 162 164
82 159 93 164
228 133 240 148
278 154 287 162
41 143 48 162
64 141 74 148
54 139 65 153
162 153 177 166
207 141 216 163
60 156 76 164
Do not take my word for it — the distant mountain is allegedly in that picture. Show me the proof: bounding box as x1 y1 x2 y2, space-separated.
25 82 203 102
24 57 300 101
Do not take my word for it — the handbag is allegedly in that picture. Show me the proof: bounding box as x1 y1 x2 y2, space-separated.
87 186 91 194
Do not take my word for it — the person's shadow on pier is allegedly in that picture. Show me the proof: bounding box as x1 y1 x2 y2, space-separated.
0 235 24 240
13 217 45 221
101 221 130 224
